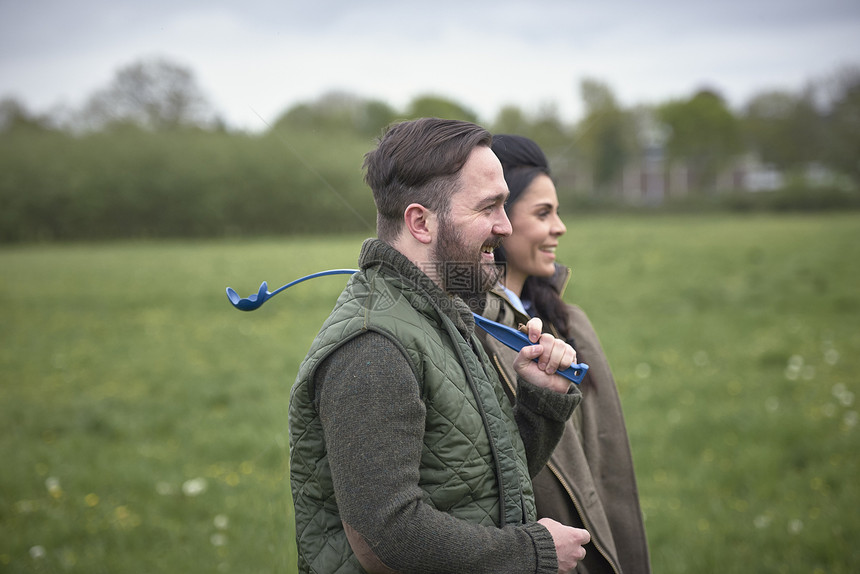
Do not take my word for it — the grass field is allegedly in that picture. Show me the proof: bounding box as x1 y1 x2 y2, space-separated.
1 213 858 573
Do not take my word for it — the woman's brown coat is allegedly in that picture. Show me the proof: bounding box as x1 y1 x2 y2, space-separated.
475 268 651 574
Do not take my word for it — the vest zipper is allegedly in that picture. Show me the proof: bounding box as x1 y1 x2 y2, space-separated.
545 460 621 574
490 351 530 524
460 337 509 527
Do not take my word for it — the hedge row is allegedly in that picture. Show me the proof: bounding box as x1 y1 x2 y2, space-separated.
0 128 378 242
2 127 858 243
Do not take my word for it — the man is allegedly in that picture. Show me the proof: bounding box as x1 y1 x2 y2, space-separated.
289 118 590 574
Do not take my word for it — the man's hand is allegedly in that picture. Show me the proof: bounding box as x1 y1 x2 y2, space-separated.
512 317 576 393
538 518 590 574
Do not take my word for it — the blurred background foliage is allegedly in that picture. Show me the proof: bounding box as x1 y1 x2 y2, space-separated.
1 56 859 243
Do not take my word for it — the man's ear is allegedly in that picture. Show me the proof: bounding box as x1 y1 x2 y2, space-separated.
403 203 435 245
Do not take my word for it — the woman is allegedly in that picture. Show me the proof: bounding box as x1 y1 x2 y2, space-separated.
476 134 651 574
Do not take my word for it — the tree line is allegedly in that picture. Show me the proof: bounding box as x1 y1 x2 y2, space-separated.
1 58 859 242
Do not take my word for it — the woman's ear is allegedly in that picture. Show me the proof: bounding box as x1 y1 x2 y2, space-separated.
403 203 435 245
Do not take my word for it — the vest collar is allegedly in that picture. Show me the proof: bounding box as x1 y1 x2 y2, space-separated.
358 238 476 338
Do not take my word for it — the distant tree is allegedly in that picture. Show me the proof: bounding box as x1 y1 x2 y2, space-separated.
362 100 400 136
741 88 823 170
80 57 217 131
658 88 742 192
492 105 532 135
581 79 617 111
404 95 479 123
273 91 397 137
275 102 316 130
0 97 52 132
491 104 570 145
820 65 860 184
530 103 570 150
575 78 635 193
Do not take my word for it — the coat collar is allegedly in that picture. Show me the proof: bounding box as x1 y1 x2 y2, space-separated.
548 263 572 298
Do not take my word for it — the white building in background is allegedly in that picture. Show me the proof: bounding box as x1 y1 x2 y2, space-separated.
740 158 784 192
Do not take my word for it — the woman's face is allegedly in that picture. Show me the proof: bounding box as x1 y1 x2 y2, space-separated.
503 173 567 293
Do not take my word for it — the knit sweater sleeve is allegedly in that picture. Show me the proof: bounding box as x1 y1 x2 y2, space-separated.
315 331 559 574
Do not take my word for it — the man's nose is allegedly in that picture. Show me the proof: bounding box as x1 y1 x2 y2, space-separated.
494 210 512 237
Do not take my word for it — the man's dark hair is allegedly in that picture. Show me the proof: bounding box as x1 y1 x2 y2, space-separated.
363 117 492 243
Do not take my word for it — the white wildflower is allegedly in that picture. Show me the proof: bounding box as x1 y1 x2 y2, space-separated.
182 478 208 497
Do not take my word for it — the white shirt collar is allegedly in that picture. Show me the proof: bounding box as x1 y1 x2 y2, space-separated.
500 284 528 315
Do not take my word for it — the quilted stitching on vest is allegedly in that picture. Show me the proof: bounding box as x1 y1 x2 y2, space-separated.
289 260 535 573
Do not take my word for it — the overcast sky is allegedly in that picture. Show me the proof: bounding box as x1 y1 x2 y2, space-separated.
2 0 859 131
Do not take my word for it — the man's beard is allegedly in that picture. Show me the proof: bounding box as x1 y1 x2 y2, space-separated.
432 213 505 297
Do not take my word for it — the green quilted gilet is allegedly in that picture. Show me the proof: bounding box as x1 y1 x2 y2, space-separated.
289 255 536 574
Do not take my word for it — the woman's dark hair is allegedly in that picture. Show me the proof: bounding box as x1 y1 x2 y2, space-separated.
491 134 572 341
363 118 492 243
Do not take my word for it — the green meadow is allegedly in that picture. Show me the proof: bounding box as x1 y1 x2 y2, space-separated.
1 213 858 573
